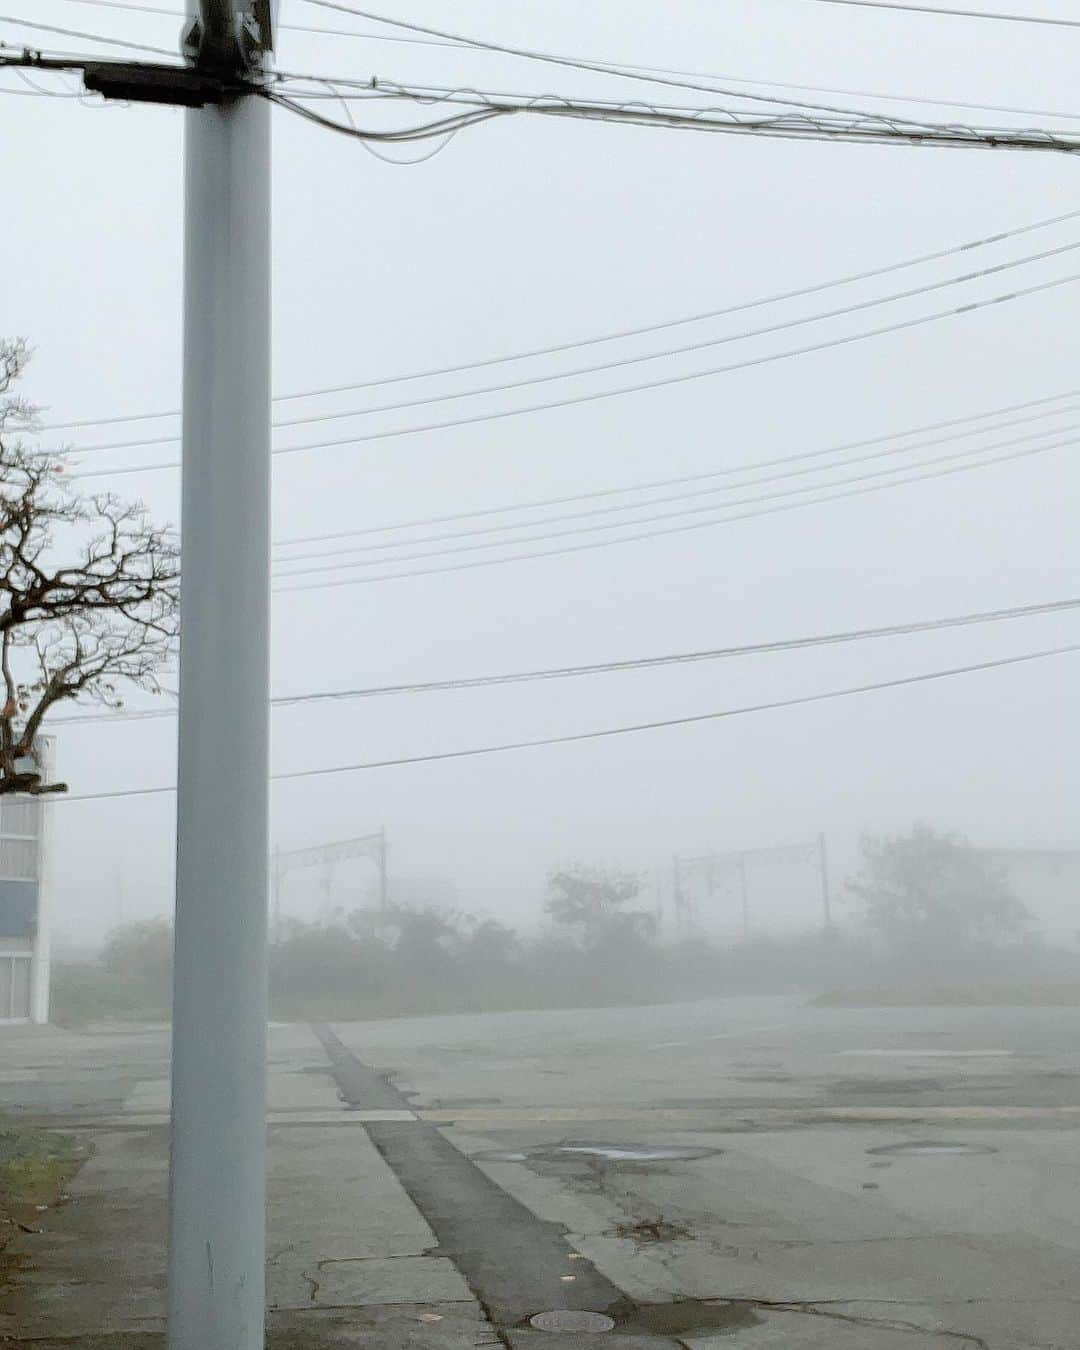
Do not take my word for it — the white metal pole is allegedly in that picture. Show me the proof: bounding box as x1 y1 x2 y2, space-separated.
168 35 272 1350
271 846 281 945
818 831 832 930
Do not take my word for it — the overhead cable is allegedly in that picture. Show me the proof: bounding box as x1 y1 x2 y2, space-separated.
69 266 1080 480
54 642 1080 802
266 81 1080 156
0 12 176 56
38 205 1080 434
275 435 1069 592
277 68 1080 128
798 0 1080 29
273 393 1080 550
58 232 1080 458
273 416 1080 566
49 595 1080 728
299 0 1042 128
273 429 1080 577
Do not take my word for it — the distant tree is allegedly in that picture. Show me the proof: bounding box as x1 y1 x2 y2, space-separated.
545 864 655 946
100 917 174 995
0 339 179 794
461 917 519 966
849 825 1030 954
382 904 464 986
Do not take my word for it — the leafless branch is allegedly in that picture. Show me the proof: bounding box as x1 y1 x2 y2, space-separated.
0 340 179 793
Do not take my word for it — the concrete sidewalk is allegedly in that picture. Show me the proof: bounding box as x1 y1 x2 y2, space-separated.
0 1024 499 1349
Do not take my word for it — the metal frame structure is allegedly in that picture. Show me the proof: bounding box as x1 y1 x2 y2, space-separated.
271 828 388 939
672 833 831 936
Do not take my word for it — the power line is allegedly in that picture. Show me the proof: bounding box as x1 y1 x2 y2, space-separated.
0 76 84 97
57 233 1080 457
47 407 1074 602
265 91 504 143
55 641 1080 802
273 428 1080 577
38 418 1080 597
798 0 1080 29
0 12 177 56
69 266 1080 480
300 0 1061 131
272 416 1080 566
44 0 1080 125
38 205 1080 434
48 595 1080 728
275 433 1069 592
280 67 1080 128
37 381 1080 574
266 80 1080 156
272 393 1080 551
18 4 1080 143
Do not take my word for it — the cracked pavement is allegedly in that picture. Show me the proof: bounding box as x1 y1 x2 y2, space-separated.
3 998 1080 1346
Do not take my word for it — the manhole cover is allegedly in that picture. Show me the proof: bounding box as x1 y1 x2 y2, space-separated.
535 1143 722 1163
530 1310 615 1333
474 1142 722 1165
867 1141 997 1157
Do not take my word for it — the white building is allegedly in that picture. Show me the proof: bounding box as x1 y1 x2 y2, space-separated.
0 743 53 1023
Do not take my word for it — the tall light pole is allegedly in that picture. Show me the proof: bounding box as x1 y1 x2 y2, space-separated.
168 4 274 1348
818 831 832 931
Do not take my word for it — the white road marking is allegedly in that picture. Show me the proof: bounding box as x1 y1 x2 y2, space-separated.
76 1108 419 1128
651 1025 782 1049
842 1049 1015 1058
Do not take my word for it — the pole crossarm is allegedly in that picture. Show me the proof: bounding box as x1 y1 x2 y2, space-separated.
184 0 276 73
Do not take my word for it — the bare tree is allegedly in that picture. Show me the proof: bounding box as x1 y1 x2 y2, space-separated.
0 339 179 794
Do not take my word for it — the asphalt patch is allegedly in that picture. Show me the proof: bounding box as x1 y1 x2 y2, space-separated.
612 1218 691 1244
830 1078 948 1096
311 1026 630 1328
867 1140 998 1157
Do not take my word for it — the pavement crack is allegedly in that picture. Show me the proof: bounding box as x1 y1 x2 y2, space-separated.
731 1297 991 1349
301 1270 320 1303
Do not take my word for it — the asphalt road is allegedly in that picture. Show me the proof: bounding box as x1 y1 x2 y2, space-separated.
7 996 1080 1348
328 995 1080 1348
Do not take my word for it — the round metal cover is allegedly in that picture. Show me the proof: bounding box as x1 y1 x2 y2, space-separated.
544 1143 720 1163
867 1140 997 1158
530 1310 616 1333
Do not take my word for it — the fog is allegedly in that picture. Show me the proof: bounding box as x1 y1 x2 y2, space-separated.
5 0 1077 954
6 8 1080 1347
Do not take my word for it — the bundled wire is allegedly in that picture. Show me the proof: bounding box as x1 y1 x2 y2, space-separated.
265 72 1080 155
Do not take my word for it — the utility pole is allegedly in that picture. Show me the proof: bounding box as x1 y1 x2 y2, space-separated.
379 826 389 915
168 5 274 1350
738 852 749 938
671 854 683 934
818 831 832 931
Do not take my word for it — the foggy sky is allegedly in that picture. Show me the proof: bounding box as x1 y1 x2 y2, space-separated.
6 0 1078 944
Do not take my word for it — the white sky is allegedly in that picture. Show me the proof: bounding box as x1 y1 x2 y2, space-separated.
6 0 1078 943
